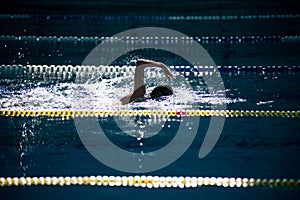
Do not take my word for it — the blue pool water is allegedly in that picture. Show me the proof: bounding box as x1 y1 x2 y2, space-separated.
0 0 300 199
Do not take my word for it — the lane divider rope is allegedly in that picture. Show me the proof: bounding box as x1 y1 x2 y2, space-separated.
0 35 299 43
1 64 299 73
0 109 299 118
0 64 298 81
0 175 299 188
1 13 299 21
0 71 291 82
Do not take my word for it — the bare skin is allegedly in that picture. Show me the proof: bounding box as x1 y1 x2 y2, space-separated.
120 59 175 105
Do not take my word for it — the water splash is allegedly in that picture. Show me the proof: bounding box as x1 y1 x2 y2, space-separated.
0 74 245 111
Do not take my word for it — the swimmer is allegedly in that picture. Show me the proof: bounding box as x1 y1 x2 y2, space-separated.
120 59 175 105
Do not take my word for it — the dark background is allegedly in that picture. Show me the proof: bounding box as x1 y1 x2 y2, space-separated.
0 0 300 199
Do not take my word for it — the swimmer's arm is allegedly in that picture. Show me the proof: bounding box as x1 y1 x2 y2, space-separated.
135 59 174 81
119 60 147 104
120 59 174 105
133 59 174 96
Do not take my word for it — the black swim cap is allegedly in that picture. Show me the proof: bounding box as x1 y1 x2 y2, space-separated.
150 85 173 99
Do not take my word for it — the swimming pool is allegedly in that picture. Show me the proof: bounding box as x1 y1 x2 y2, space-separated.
0 0 300 199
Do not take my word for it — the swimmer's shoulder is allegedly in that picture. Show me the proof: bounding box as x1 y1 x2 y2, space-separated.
119 95 148 105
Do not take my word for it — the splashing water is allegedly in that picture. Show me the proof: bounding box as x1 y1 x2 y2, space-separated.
0 71 245 111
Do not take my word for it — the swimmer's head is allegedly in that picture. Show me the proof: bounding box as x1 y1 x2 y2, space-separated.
150 85 173 99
